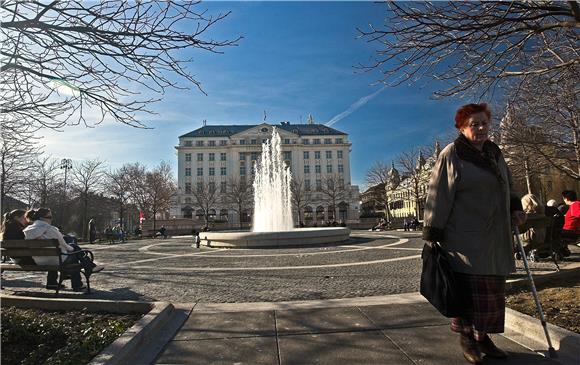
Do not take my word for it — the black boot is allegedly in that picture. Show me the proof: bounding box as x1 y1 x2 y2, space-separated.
460 333 483 364
478 335 508 359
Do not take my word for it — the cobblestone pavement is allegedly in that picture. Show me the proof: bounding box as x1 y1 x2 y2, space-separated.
2 230 577 303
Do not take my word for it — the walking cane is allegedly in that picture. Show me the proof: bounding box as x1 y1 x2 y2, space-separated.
513 226 557 358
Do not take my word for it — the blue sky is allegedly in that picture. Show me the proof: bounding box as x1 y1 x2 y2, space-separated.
41 1 464 188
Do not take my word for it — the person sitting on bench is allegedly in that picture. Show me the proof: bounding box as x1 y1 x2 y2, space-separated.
0 209 35 265
561 190 580 241
23 208 102 291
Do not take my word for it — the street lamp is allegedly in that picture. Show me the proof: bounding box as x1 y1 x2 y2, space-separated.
60 158 73 225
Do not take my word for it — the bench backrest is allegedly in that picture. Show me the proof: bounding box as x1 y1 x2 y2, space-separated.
1 239 60 258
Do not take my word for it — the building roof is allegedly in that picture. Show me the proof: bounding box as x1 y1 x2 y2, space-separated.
179 123 348 138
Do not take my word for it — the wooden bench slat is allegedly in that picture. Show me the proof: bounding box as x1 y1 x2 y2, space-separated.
1 248 60 257
1 239 59 249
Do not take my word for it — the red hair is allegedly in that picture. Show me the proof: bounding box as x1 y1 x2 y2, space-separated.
454 103 491 129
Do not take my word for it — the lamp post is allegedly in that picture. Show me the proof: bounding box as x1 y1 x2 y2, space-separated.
60 158 73 225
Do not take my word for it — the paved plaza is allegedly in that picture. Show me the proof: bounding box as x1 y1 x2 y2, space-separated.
1 230 571 303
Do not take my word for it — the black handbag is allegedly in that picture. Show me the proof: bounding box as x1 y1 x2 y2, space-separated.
420 242 466 317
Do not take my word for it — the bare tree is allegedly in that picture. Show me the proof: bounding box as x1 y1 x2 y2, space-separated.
224 177 253 229
365 161 392 219
503 72 580 182
191 180 219 227
358 2 580 98
125 162 149 218
144 161 176 231
319 174 349 222
105 164 133 229
0 124 41 214
1 1 239 140
290 178 312 226
70 159 105 240
30 156 61 207
397 147 433 220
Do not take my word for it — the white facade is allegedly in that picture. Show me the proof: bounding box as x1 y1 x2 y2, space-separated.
172 122 360 225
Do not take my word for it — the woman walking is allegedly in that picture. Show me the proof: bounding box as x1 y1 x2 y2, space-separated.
422 103 526 364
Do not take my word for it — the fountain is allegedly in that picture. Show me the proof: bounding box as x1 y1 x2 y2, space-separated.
201 128 350 248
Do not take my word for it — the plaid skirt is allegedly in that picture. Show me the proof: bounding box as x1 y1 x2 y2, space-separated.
450 273 506 340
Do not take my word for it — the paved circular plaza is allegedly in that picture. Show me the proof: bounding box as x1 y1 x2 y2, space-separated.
1 230 566 303
1 231 427 303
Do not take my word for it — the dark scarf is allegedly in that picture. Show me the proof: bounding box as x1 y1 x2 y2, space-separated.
454 133 503 183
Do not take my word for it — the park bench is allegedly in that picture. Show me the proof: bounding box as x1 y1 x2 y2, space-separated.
0 239 95 296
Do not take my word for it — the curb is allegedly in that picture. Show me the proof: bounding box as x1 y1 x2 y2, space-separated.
504 308 580 365
0 295 176 365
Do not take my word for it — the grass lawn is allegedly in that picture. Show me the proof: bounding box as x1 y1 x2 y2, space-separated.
1 307 141 365
506 274 579 333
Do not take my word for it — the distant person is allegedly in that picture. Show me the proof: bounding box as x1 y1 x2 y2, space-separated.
422 103 526 363
134 226 142 238
159 226 167 239
0 209 35 265
192 229 201 248
518 194 547 251
403 218 409 231
88 218 96 243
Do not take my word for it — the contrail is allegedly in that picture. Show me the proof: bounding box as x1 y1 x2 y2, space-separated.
325 85 387 127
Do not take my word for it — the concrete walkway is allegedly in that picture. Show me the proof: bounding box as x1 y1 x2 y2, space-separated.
154 293 561 365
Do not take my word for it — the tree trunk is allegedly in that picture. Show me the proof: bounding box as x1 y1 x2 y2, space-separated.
524 159 532 194
82 194 89 240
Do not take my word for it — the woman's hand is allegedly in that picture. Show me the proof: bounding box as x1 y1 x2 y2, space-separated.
511 210 527 226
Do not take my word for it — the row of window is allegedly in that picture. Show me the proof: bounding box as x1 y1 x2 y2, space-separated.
304 164 344 174
185 153 227 162
182 138 345 147
186 150 345 163
184 178 345 194
185 167 228 177
184 181 228 194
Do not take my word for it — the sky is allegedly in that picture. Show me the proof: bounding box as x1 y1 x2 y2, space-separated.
39 1 464 189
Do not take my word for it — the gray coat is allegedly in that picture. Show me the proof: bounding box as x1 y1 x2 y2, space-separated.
422 142 516 276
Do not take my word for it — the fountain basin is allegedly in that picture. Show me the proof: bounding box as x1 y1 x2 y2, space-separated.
199 227 351 248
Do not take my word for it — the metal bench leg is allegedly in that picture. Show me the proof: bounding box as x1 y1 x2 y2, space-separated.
83 271 91 294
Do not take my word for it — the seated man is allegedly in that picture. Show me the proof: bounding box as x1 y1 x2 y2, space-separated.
561 190 580 240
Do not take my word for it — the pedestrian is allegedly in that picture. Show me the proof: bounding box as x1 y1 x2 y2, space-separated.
192 229 201 248
561 190 580 240
403 218 409 231
422 103 526 364
0 209 35 265
159 225 167 239
88 218 96 244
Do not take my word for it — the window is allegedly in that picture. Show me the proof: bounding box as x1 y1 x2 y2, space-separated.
284 139 290 144
303 151 309 159
197 153 203 161
209 167 215 176
251 152 258 161
335 138 343 144
220 181 227 193
209 182 216 193
185 197 192 204
185 182 191 194
240 139 246 145
208 140 216 147
338 164 344 173
196 140 204 147
240 166 246 176
209 153 215 161
303 139 310 145
197 167 203 176
185 153 191 162
220 140 227 146
197 182 203 193
313 138 321 145
221 167 227 176
337 150 343 159
316 179 322 191
305 180 311 191
339 178 345 188
304 165 310 174
220 153 227 161
326 151 332 159
251 139 257 145
327 180 334 189
315 151 321 159
239 152 246 161
315 165 321 173
185 168 191 176
184 140 192 147
326 164 333 173
262 139 267 144
283 151 292 160
324 138 332 144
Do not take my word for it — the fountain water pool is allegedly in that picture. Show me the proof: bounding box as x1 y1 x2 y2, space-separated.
200 127 350 248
